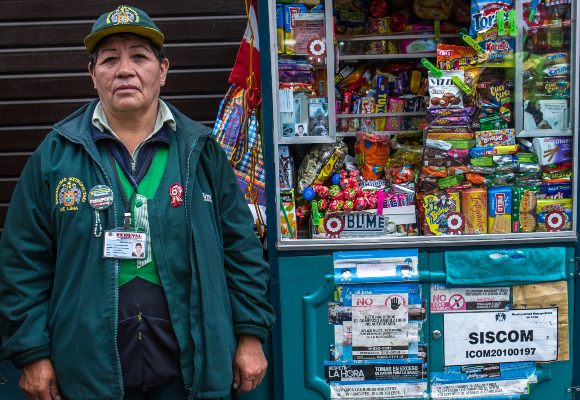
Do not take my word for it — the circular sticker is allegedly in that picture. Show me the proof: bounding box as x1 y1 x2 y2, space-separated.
324 215 344 238
447 212 464 235
307 38 326 64
88 185 114 210
545 210 566 231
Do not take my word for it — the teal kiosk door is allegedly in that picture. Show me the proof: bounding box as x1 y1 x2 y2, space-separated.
277 246 575 400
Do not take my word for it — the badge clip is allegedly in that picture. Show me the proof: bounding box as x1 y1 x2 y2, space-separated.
123 212 131 230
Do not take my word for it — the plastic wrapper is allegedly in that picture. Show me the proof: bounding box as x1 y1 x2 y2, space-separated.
428 70 465 109
355 131 391 180
437 44 477 70
389 141 423 167
462 188 488 234
488 186 512 233
512 185 540 233
536 198 572 232
297 140 349 194
420 192 461 235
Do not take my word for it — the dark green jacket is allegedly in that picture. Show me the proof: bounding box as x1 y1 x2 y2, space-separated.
0 100 275 399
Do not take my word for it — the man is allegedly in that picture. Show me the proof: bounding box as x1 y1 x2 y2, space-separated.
296 124 305 136
0 5 274 400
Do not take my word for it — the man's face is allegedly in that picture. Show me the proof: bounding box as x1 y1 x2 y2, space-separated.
89 35 169 116
135 244 143 255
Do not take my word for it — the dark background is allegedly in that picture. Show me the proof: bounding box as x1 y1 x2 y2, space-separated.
0 0 247 234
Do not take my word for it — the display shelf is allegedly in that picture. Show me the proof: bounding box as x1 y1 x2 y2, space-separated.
517 128 573 138
336 129 422 138
336 33 457 42
337 112 426 118
340 53 436 61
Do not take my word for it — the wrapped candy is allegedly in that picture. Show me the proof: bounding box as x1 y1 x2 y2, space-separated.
297 140 349 193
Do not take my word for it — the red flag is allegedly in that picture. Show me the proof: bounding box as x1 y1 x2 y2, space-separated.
229 0 261 109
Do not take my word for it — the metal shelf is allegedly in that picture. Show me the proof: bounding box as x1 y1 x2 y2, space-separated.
517 129 573 138
276 231 578 252
337 130 422 137
336 33 457 42
337 112 426 118
340 53 437 61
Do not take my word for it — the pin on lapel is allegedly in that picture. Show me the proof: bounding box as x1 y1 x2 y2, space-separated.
169 183 183 207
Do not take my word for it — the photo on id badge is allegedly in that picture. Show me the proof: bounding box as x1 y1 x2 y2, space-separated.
308 97 329 136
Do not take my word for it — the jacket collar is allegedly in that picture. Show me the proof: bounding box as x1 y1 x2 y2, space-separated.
52 99 211 167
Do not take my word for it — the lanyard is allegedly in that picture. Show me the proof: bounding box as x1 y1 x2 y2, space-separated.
108 152 137 229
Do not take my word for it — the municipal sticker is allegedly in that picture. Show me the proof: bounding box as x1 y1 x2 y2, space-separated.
330 381 427 399
351 293 409 360
444 308 558 366
55 177 87 212
88 185 114 210
431 285 510 313
431 379 530 399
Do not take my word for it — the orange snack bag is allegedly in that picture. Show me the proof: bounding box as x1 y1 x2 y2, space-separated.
355 131 390 180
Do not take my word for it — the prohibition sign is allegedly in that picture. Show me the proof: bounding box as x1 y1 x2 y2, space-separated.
449 294 465 310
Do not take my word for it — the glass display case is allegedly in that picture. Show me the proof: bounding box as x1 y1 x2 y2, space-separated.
268 0 578 249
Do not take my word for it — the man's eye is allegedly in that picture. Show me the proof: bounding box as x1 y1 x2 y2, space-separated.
101 57 117 64
133 54 148 60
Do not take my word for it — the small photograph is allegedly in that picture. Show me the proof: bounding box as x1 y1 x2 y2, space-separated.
308 98 329 136
295 123 308 136
281 122 295 137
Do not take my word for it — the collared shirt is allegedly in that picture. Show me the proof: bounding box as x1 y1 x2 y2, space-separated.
92 99 176 186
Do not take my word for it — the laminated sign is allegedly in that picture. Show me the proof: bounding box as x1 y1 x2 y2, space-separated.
351 293 409 360
444 308 558 366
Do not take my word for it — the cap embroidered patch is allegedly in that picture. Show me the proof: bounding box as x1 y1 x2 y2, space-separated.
107 6 139 25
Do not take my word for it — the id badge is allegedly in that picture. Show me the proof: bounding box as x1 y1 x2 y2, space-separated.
103 230 148 259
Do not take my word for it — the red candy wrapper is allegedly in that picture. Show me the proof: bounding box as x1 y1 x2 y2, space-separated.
317 198 329 211
354 197 367 211
317 185 330 198
329 199 344 212
343 200 355 212
344 187 357 201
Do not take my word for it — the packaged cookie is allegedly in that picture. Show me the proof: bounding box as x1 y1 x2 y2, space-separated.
512 185 539 233
462 188 487 234
428 70 464 109
488 186 512 234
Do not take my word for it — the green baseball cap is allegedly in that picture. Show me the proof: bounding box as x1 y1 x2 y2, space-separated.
84 5 164 53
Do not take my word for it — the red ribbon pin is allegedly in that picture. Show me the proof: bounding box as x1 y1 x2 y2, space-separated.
169 183 183 207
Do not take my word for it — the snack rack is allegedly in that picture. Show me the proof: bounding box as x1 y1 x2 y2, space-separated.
266 0 579 250
259 1 578 400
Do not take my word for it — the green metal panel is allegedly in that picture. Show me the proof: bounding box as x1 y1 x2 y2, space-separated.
428 247 575 399
279 255 333 400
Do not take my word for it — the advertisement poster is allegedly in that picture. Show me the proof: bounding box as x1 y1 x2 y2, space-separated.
431 285 510 313
351 293 409 360
325 359 425 382
444 308 558 366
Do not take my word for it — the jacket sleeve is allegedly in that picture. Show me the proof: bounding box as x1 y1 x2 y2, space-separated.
204 138 275 342
0 142 55 367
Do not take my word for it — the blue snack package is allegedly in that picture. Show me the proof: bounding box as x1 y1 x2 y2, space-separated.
470 0 514 37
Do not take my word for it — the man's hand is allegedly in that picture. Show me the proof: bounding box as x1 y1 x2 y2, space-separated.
19 358 61 400
232 335 267 393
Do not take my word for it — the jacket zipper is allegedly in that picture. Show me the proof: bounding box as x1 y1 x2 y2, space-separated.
54 128 125 397
184 139 200 399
